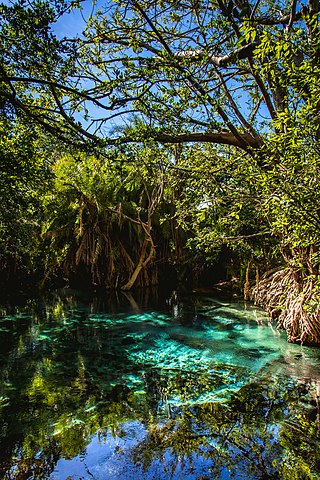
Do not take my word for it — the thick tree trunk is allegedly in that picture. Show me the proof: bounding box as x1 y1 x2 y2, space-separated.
121 237 155 291
121 180 162 290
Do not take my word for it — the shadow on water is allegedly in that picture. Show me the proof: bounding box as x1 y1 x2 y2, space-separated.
0 288 319 479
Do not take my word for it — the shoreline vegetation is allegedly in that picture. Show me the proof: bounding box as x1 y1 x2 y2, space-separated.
2 269 320 347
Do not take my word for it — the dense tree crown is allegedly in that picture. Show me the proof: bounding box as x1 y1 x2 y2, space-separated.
0 0 318 147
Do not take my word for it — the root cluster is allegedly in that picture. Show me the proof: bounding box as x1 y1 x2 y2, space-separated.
251 268 320 346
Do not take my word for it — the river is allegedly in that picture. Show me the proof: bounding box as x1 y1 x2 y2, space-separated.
0 289 319 479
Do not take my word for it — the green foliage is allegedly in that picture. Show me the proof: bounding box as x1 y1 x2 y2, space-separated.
42 146 171 287
0 118 51 278
0 0 320 301
171 144 277 271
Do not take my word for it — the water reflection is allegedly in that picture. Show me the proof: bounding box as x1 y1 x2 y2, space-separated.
0 289 319 479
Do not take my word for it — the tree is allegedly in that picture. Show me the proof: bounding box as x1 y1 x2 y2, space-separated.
170 143 278 288
0 0 318 149
42 147 169 289
0 117 51 287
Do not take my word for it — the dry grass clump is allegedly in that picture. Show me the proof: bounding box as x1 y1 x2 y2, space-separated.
251 268 320 346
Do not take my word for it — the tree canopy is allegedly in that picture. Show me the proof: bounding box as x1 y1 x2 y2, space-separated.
0 0 319 149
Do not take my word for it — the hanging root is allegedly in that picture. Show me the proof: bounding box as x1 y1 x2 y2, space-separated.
251 268 320 346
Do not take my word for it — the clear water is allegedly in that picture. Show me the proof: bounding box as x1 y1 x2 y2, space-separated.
0 289 320 479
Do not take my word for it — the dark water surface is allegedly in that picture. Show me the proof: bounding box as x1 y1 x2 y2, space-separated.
0 289 320 479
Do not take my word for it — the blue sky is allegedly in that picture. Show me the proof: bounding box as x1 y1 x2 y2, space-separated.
54 1 95 39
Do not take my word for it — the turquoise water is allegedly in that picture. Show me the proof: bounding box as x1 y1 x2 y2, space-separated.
0 289 320 479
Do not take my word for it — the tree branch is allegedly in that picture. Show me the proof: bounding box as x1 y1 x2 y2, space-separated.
0 75 113 111
253 10 302 25
131 1 173 55
288 0 298 30
176 42 260 67
110 131 263 149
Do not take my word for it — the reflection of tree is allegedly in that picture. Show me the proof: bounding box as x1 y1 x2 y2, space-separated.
1 443 61 480
0 291 172 478
0 293 320 479
132 376 320 480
